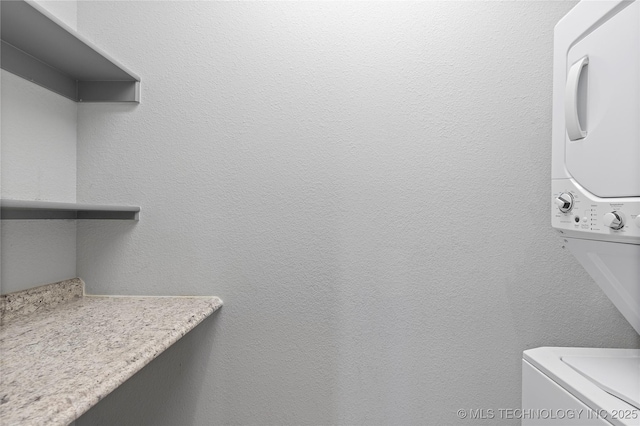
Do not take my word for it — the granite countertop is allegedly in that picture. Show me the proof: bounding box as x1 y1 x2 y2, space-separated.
0 278 222 426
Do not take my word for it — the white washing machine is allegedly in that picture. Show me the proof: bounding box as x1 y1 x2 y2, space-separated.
523 0 640 423
523 347 639 426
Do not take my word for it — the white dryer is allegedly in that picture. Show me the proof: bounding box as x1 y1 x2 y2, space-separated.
551 0 640 331
524 0 640 422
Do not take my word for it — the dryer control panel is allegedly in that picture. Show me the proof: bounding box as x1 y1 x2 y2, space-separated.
552 179 640 244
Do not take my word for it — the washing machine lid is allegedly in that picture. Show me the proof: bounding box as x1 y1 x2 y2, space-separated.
562 0 640 197
524 347 640 424
563 355 640 410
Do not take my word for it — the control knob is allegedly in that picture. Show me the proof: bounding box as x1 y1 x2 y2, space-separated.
603 211 624 230
554 193 574 213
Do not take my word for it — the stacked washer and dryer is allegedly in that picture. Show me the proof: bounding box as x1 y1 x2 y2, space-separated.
522 1 640 425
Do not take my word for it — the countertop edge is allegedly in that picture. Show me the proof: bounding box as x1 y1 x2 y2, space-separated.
0 280 223 426
64 296 223 425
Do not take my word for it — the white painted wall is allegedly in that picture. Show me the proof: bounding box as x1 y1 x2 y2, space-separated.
75 2 639 425
0 0 78 294
34 0 77 29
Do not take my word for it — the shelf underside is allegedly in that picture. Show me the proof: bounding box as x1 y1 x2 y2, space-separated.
0 0 140 102
1 200 140 220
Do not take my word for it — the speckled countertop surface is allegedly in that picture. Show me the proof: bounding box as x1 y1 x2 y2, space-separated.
0 278 222 426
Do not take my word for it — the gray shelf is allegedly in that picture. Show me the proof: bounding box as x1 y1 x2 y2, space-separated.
1 0 140 103
1 199 140 220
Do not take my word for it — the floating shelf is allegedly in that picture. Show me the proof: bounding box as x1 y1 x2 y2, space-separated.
0 0 140 103
0 199 140 220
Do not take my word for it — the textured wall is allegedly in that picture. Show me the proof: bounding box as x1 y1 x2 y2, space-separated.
35 0 77 29
76 2 640 425
0 0 78 294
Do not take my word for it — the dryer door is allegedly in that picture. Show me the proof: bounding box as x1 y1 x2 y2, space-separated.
565 1 640 198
